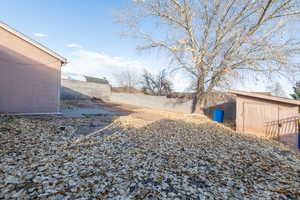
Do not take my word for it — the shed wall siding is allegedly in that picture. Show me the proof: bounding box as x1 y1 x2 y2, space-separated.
0 26 61 113
236 95 299 149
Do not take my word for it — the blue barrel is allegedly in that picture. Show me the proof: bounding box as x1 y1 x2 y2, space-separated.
213 109 224 123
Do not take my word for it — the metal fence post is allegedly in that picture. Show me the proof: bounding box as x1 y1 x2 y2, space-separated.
298 120 300 150
298 132 300 150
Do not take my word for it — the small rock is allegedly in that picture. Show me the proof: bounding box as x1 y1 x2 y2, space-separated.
38 166 47 172
54 194 65 200
12 189 25 198
68 180 77 187
227 180 235 187
59 126 66 131
5 176 20 184
45 189 57 194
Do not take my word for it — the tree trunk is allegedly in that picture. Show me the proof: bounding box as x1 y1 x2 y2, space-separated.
191 77 206 114
191 93 206 114
191 94 198 113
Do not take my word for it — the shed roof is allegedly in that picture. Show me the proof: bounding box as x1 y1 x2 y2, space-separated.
230 90 300 106
0 21 67 64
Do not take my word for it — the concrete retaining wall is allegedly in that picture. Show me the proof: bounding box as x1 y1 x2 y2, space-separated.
60 79 235 119
111 92 192 113
110 92 236 119
61 79 111 100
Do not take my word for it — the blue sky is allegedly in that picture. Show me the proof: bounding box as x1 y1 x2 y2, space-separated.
0 0 130 56
0 1 296 95
0 0 177 87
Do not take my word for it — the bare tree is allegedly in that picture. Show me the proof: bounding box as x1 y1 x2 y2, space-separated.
113 69 139 92
117 0 300 113
266 82 286 97
141 69 173 96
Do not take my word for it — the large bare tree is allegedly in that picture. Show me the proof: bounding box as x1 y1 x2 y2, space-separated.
113 69 139 92
141 69 173 96
118 0 300 113
266 82 286 97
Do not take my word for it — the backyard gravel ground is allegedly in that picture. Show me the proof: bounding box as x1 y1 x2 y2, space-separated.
0 108 299 199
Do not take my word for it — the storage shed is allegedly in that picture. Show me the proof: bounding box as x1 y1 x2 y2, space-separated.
230 90 300 150
0 21 67 114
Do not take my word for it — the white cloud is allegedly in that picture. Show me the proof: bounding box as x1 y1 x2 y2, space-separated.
67 43 83 48
169 71 191 92
63 49 295 94
33 33 48 38
63 50 149 86
63 49 191 91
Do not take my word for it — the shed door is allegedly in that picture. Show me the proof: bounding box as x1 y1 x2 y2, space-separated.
243 102 278 136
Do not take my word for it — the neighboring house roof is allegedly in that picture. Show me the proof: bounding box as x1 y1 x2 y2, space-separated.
61 72 109 85
230 90 300 106
0 21 67 64
62 72 87 82
84 76 109 84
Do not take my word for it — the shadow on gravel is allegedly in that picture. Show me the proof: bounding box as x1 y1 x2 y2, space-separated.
61 99 137 117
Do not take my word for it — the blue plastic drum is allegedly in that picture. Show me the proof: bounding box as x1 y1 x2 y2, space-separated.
213 109 224 123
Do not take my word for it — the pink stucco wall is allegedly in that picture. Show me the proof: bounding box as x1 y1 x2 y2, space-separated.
0 26 62 113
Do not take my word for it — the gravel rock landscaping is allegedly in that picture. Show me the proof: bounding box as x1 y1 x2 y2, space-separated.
0 114 299 199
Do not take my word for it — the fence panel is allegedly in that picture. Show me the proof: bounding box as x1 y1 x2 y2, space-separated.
265 116 299 150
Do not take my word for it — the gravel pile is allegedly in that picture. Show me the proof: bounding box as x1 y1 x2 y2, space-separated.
0 116 299 199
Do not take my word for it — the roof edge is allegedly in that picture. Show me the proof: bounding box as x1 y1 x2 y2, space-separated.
0 21 67 64
229 90 300 106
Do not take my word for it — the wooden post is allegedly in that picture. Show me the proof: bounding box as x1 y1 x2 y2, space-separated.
298 119 300 150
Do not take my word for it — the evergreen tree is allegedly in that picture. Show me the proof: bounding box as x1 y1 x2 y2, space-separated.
290 81 300 100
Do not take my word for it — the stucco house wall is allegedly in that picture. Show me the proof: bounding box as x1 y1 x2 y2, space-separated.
0 24 65 113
